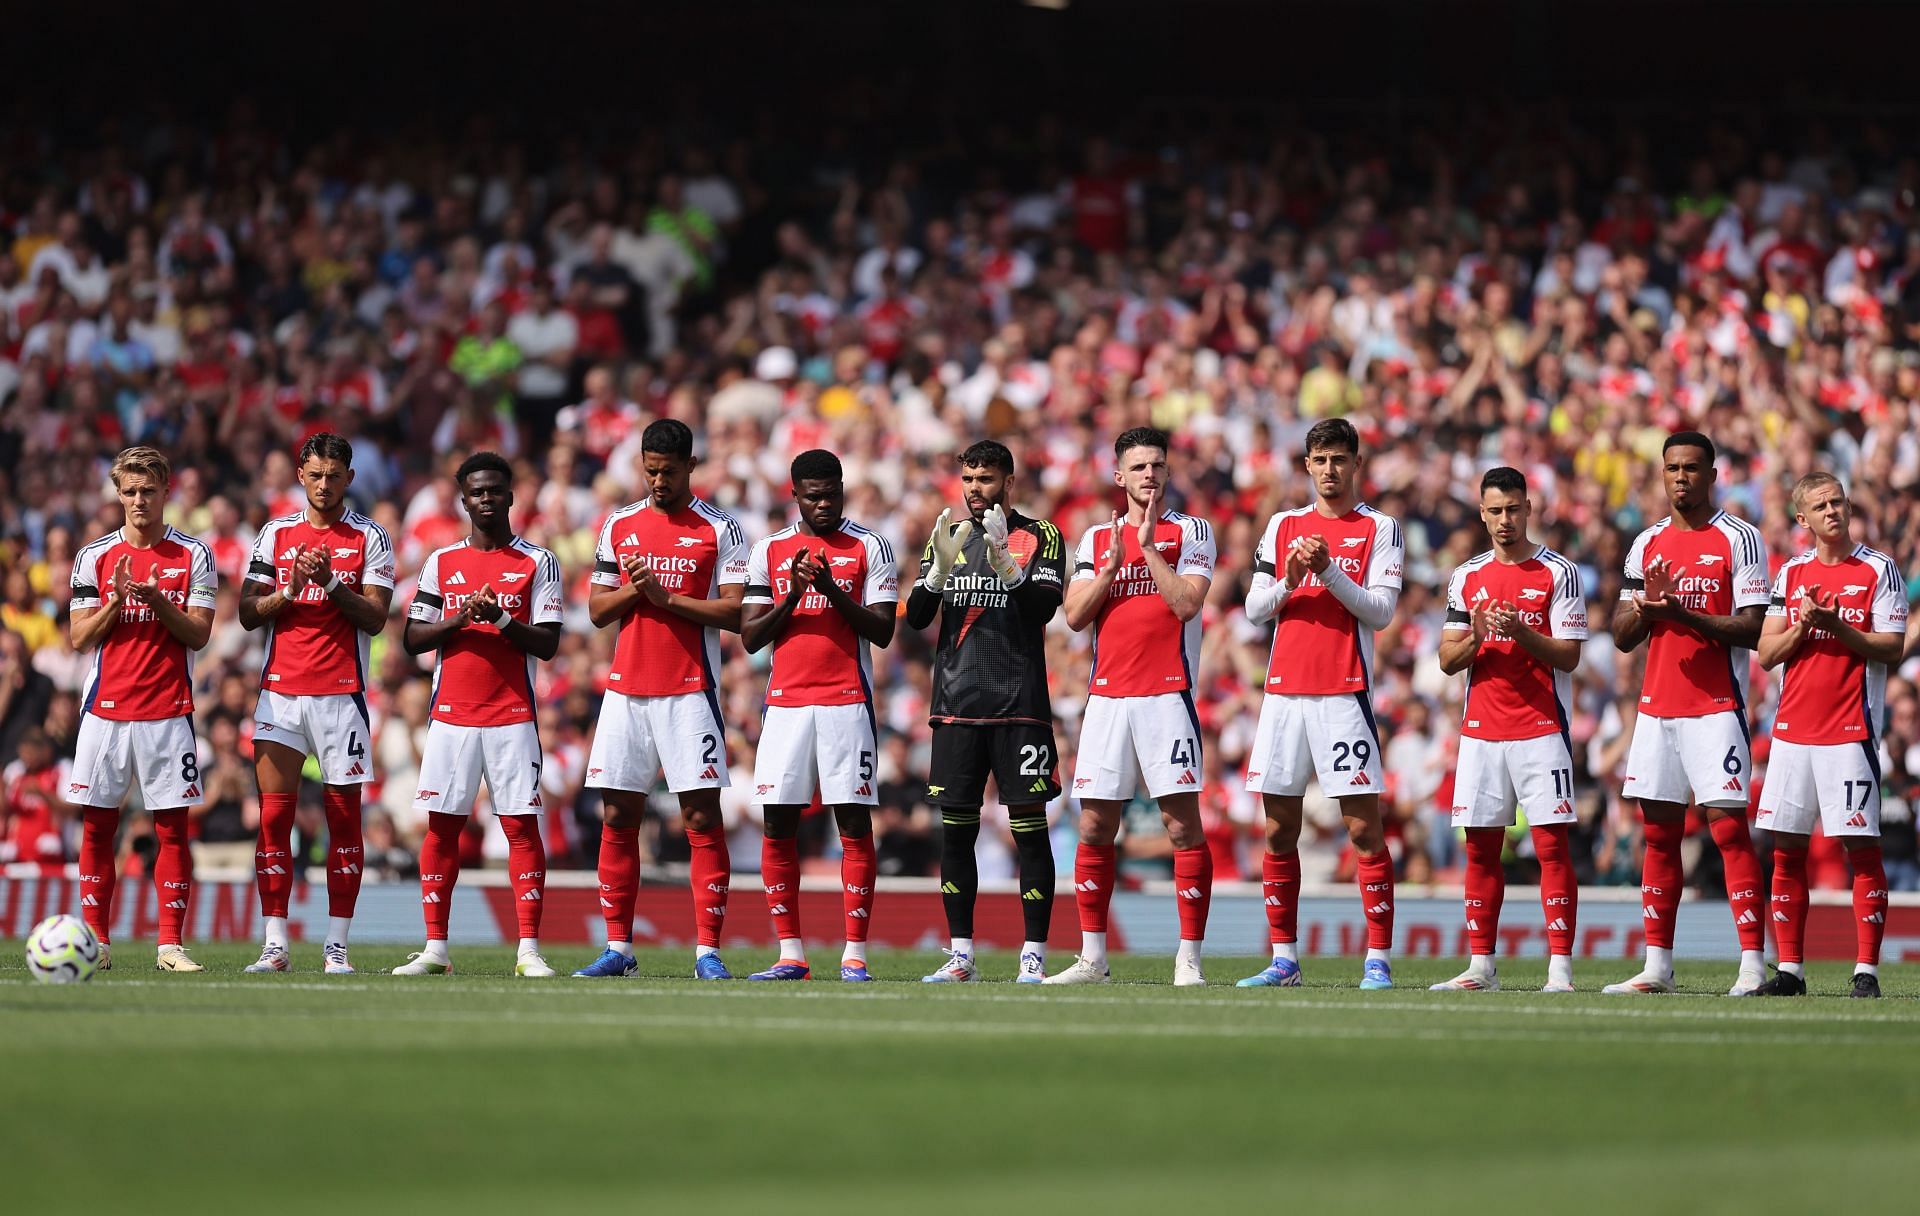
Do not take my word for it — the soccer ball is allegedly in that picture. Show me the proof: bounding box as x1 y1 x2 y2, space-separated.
25 914 102 984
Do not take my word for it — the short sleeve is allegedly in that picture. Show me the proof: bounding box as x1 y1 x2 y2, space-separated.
531 549 564 625
1620 530 1650 600
1367 513 1405 590
1549 555 1588 640
187 540 218 610
742 539 774 606
70 544 104 611
1766 565 1790 618
245 521 279 586
715 513 749 587
1873 556 1909 633
1071 526 1099 583
1444 565 1470 629
1730 523 1770 610
590 515 623 588
361 523 397 591
407 550 443 622
1175 517 1215 579
862 532 899 603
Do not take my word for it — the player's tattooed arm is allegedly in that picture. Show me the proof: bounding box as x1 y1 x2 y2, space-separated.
325 572 392 636
741 546 814 653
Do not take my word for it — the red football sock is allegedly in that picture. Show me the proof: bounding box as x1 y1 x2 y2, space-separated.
79 808 120 944
1356 848 1395 950
1851 845 1888 967
761 835 802 943
687 827 730 947
1261 849 1301 944
1172 847 1213 942
1639 817 1686 949
1073 842 1117 933
840 834 876 943
255 791 297 919
1462 828 1506 956
598 825 640 943
419 812 464 941
152 808 192 948
1531 823 1577 955
322 786 364 919
499 814 545 939
1770 845 1808 966
1710 814 1764 952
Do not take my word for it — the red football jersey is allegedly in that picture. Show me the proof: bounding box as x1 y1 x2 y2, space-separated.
1071 513 1215 698
1445 547 1588 740
407 538 564 727
245 511 396 696
1621 512 1770 717
591 496 749 696
742 521 898 707
1767 546 1907 745
1256 504 1403 695
70 527 218 721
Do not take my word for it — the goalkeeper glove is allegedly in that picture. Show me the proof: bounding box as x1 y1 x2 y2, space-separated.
981 505 1022 587
923 509 972 592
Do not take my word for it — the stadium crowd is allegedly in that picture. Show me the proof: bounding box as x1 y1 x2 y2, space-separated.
6 102 1920 897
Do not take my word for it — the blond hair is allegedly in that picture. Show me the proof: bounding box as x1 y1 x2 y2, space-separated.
109 446 172 491
1789 470 1843 516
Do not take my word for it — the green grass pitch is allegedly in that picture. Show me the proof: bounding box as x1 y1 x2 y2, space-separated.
3 943 1916 1215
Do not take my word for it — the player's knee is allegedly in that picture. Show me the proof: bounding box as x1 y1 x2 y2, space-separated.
679 796 721 834
1346 819 1385 854
1077 803 1119 846
833 806 872 837
600 797 642 829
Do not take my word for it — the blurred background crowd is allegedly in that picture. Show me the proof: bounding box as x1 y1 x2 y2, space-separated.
4 1 1919 898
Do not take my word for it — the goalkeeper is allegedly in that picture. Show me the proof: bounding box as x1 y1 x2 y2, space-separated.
905 441 1067 984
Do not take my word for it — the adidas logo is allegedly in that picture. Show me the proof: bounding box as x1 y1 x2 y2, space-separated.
1466 918 1479 932
1264 895 1281 906
260 865 288 876
1177 886 1203 900
1846 812 1868 828
599 897 614 909
444 570 468 586
165 899 188 910
1022 889 1044 901
182 784 201 799
940 881 959 894
345 762 366 778
1349 772 1372 786
1643 906 1659 920
704 906 725 916
529 793 543 807
520 890 542 901
1029 779 1048 793
82 894 98 907
1773 910 1790 923
1175 771 1197 786
1552 800 1572 818
770 903 788 915
333 863 361 875
618 534 639 547
1863 911 1885 924
1723 778 1743 792
1736 909 1757 925
423 892 441 904
1366 901 1392 915
848 908 868 919
699 765 719 780
1546 918 1569 932
1074 879 1101 893
855 783 871 796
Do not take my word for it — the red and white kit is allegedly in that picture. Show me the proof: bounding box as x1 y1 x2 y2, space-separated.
1758 546 1906 836
407 538 564 816
1619 511 1769 807
1445 546 1587 827
1069 512 1215 800
743 521 898 805
68 527 218 809
245 511 395 783
586 497 748 793
1245 504 1402 797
